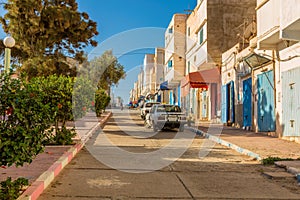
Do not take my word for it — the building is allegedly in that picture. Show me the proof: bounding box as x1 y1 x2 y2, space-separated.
153 48 166 102
164 14 188 106
184 0 257 122
137 68 144 101
256 0 300 142
143 54 155 98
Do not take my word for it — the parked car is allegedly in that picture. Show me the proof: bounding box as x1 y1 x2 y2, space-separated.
140 102 161 120
149 104 187 132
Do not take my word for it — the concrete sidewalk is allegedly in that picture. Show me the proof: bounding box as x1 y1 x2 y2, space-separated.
0 111 112 200
189 124 300 179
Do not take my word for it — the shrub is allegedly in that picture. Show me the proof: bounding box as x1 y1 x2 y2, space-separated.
262 157 294 165
95 89 111 117
0 177 29 200
0 73 53 167
30 75 95 145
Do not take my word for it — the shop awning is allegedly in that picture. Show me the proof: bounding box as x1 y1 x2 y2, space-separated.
181 68 220 88
159 81 170 90
181 68 220 97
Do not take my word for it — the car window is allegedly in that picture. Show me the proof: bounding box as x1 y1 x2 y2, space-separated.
145 102 159 108
145 103 153 108
165 105 181 112
156 106 166 112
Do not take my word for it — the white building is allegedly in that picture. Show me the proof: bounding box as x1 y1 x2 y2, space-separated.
257 0 300 142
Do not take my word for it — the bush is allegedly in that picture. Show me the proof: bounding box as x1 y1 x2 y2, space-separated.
95 89 111 117
261 157 294 165
44 127 76 145
0 177 28 200
30 75 95 145
0 73 53 167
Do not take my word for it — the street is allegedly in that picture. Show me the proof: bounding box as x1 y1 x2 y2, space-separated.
39 109 300 200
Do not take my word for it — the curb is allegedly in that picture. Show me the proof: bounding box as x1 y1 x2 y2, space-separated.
18 112 112 200
187 127 262 161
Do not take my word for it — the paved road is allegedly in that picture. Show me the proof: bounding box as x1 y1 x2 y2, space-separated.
39 109 300 199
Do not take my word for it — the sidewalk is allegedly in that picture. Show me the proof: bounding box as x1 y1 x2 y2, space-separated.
0 111 112 200
189 124 300 178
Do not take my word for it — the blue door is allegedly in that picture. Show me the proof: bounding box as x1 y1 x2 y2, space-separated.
157 95 161 103
229 81 235 123
243 78 252 128
169 91 173 105
282 67 300 137
221 85 228 123
257 70 275 132
177 86 181 106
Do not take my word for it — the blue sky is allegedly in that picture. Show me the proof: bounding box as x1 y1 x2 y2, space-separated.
0 0 197 102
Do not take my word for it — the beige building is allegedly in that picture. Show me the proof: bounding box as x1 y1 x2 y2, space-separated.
154 48 165 90
164 14 188 106
151 48 166 102
143 54 155 97
183 0 257 122
137 69 144 100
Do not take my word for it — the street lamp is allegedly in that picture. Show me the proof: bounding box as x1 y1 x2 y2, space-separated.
3 36 15 74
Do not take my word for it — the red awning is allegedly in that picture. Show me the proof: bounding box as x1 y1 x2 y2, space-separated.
181 68 220 97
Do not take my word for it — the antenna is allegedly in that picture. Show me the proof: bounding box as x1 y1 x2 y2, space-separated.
184 3 193 14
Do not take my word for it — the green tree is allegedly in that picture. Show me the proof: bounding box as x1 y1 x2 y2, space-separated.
85 50 126 90
0 0 98 78
73 76 95 119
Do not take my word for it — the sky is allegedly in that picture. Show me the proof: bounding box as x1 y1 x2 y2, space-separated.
0 0 197 103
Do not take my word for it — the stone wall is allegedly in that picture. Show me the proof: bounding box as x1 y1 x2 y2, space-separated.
207 0 257 64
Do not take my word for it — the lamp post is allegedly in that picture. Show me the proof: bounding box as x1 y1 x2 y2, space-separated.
3 36 15 74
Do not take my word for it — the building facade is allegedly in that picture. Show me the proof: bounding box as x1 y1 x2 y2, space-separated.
164 14 188 106
184 0 257 122
256 0 300 141
143 54 155 97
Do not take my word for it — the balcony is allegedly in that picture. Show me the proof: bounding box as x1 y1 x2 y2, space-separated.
257 0 281 49
165 68 184 88
280 0 300 41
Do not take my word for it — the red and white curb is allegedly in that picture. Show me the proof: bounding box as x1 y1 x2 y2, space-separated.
18 112 112 200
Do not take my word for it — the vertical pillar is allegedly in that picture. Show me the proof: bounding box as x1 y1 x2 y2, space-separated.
4 48 11 73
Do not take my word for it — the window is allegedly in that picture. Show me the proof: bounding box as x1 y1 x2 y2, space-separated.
168 60 173 68
187 61 191 74
199 27 204 45
187 27 190 36
164 105 181 112
168 27 173 34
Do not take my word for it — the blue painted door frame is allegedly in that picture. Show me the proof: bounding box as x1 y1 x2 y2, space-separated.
177 86 181 106
221 81 235 124
243 78 252 127
257 70 275 132
169 90 173 105
221 85 228 123
229 81 235 123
